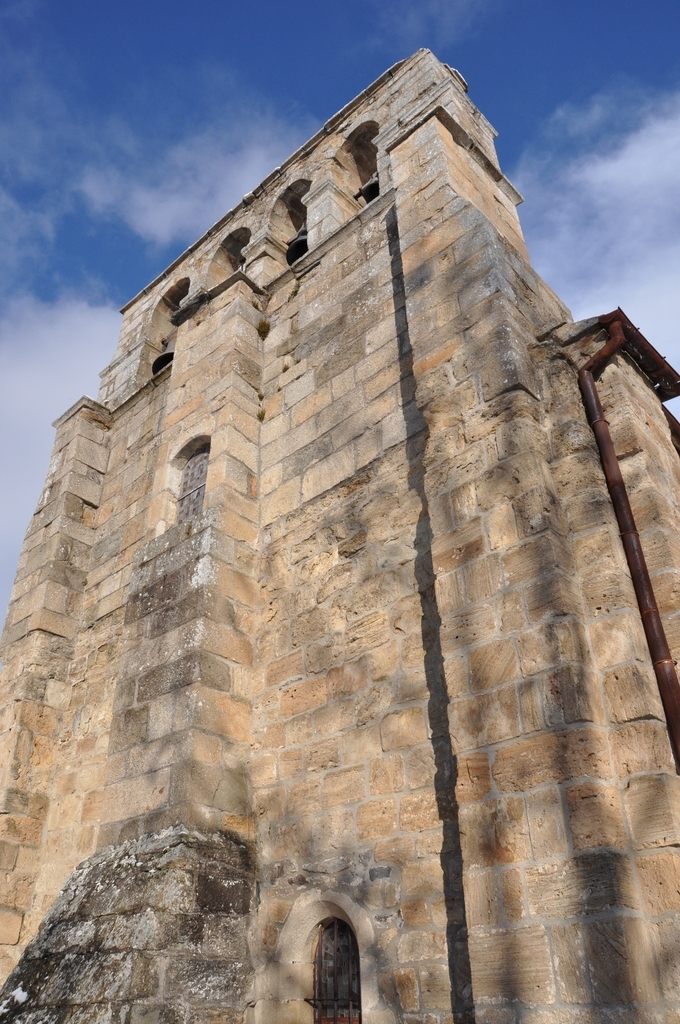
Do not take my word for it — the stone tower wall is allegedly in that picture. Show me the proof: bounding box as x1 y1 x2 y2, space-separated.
0 47 679 1024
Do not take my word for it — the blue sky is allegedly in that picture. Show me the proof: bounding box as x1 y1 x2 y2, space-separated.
2 0 680 619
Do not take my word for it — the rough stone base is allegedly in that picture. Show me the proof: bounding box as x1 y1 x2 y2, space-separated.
0 828 254 1023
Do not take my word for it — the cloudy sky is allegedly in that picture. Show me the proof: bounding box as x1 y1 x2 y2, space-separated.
1 0 680 620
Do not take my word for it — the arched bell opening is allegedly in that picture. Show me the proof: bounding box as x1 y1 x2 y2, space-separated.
207 227 252 287
270 179 311 266
343 122 379 205
150 277 190 375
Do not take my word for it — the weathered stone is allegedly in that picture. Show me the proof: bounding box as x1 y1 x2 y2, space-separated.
468 924 555 1004
525 851 639 918
566 782 627 851
2 45 680 1024
624 773 680 849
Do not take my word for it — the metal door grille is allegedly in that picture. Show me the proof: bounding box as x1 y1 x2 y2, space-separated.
312 919 361 1024
177 447 209 524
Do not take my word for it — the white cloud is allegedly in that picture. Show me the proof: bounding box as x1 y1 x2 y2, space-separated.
363 0 496 48
79 118 310 247
0 24 315 276
517 89 680 365
0 295 120 625
0 41 313 628
0 184 55 277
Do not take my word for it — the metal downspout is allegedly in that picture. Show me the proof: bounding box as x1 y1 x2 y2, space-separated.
578 318 680 765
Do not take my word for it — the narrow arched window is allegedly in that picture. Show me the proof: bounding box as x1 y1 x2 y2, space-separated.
177 445 210 524
313 919 361 1024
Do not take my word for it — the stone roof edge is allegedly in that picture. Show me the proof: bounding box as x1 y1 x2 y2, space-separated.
52 395 111 429
119 49 432 316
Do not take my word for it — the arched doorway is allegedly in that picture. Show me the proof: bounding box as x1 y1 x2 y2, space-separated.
312 919 361 1024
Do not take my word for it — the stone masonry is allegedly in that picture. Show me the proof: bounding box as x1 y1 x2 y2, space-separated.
1 48 680 1023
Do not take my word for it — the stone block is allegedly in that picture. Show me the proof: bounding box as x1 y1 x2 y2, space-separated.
100 768 172 826
549 923 589 1004
456 752 492 803
440 603 498 653
397 930 446 963
381 708 427 751
280 677 328 719
492 728 611 791
301 447 356 503
327 659 369 698
400 791 440 833
636 849 680 915
526 787 568 860
109 706 149 753
431 520 485 575
624 773 680 849
602 663 665 724
476 452 548 513
468 924 554 1004
539 664 606 728
346 611 390 660
588 614 648 670
135 651 233 703
566 783 627 851
502 533 573 589
405 746 435 790
516 614 589 679
611 720 675 777
343 725 382 764
418 964 451 1011
401 860 445 897
173 761 250 817
265 652 304 688
394 967 419 1011
468 639 520 693
525 851 639 918
357 798 397 840
449 684 521 753
374 836 416 864
0 910 22 945
322 766 366 808
370 755 405 795
304 738 340 774
460 796 530 867
501 867 525 922
653 917 680 1000
465 869 502 928
255 782 286 823
401 898 431 926
585 917 660 1004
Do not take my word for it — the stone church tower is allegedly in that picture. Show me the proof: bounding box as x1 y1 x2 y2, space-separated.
1 48 680 1023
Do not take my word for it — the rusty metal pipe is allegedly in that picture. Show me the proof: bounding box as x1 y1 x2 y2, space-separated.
578 318 680 765
599 308 680 399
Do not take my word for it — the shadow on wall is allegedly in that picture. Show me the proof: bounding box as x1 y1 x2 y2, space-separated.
385 204 475 1023
381 212 673 1010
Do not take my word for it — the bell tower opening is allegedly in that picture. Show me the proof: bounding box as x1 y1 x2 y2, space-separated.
207 227 252 286
151 277 190 375
345 122 379 204
269 179 311 266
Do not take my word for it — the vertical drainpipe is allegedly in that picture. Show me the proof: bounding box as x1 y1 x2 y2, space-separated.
578 318 680 766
